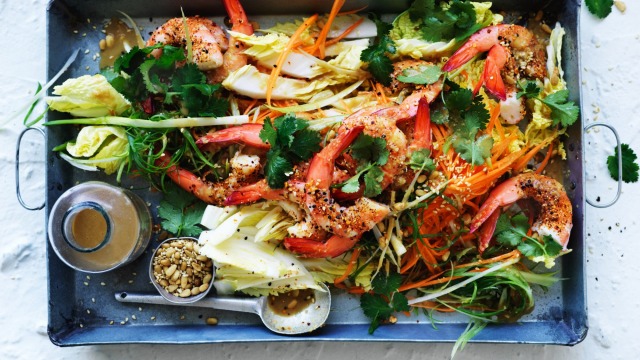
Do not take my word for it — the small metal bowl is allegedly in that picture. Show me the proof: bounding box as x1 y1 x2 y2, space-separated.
149 237 214 304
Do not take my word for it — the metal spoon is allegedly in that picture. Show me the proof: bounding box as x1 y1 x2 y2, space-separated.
115 282 331 335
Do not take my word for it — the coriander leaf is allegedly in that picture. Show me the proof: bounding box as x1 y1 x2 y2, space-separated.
585 0 613 19
452 134 493 166
361 293 393 318
260 114 322 188
361 292 393 333
361 45 395 86
448 0 476 29
350 133 389 166
511 213 530 235
431 103 449 125
517 241 542 258
607 143 639 183
361 272 407 334
274 114 308 148
419 0 476 42
445 87 473 112
372 272 403 297
391 293 410 312
360 14 396 85
363 166 385 197
396 64 442 85
259 117 278 146
180 202 207 237
516 80 541 99
289 129 322 161
495 213 528 247
340 174 362 193
540 90 580 127
154 45 186 69
543 235 563 257
172 63 207 90
158 183 206 237
408 149 435 172
408 0 435 21
158 200 183 235
114 46 147 73
264 150 293 189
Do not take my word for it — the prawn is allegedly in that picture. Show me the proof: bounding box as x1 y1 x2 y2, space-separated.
195 123 269 153
157 151 261 206
470 172 573 250
207 0 254 83
306 126 390 239
338 75 442 192
147 16 229 71
443 24 547 124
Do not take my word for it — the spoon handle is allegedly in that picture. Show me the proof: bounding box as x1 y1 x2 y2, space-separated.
115 292 262 315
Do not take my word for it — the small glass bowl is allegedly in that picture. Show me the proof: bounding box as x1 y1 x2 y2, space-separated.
149 237 214 304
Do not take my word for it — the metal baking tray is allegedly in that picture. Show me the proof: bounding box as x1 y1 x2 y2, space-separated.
44 0 586 346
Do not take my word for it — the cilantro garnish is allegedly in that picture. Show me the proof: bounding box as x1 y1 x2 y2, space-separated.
516 82 579 128
408 149 436 172
158 183 207 237
607 143 639 183
494 213 563 259
337 133 389 197
408 0 478 42
441 82 492 165
360 14 396 86
451 134 494 166
396 64 442 85
540 90 580 127
585 0 614 19
360 272 409 334
516 80 542 99
106 45 228 118
259 114 322 189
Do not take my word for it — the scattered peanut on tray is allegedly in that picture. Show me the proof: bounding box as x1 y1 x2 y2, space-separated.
152 239 214 298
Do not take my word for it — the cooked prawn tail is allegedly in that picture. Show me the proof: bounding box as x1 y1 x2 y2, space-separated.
222 0 253 35
224 179 284 205
307 125 364 187
469 176 520 233
481 45 508 101
442 26 500 72
476 209 501 254
284 235 360 258
412 97 432 150
196 124 269 151
156 152 212 203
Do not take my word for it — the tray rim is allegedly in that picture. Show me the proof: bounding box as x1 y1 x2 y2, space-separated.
44 0 587 346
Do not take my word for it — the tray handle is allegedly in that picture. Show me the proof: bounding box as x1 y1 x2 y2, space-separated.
15 127 46 211
584 122 622 208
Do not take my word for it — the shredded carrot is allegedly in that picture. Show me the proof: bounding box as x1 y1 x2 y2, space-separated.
513 141 548 171
335 248 361 285
306 0 345 59
400 247 420 274
486 102 501 134
411 301 456 312
337 5 367 15
453 250 520 270
242 98 258 115
535 141 554 174
375 83 389 104
266 14 318 105
324 17 364 47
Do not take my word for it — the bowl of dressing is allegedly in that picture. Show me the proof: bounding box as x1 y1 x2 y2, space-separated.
47 181 152 273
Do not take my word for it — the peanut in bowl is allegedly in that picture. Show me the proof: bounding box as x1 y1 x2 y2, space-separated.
149 237 214 304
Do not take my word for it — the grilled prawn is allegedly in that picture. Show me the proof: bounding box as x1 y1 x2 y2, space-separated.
470 172 573 251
